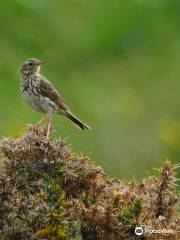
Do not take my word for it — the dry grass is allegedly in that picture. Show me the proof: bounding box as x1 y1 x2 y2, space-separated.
0 126 179 240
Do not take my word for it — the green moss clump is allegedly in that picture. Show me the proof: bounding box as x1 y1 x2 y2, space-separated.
117 198 142 225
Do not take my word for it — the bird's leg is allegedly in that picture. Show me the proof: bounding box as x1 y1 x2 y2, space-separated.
46 119 52 140
45 112 53 140
23 123 36 129
23 114 47 131
23 114 46 129
37 114 47 125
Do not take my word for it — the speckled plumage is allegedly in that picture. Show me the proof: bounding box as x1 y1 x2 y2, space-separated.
20 58 90 138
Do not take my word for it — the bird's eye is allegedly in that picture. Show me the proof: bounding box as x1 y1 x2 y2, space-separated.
28 62 33 66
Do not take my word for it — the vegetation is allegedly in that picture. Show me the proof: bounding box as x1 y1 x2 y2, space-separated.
0 1 179 239
0 126 179 239
0 1 180 180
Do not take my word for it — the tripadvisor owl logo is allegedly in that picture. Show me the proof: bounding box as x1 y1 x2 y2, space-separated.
135 227 144 235
135 226 174 236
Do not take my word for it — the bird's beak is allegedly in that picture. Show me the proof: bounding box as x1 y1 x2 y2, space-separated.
37 60 45 65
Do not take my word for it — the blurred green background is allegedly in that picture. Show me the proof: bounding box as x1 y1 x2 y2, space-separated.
0 0 179 179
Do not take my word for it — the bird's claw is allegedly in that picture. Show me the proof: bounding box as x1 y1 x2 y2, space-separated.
23 123 38 129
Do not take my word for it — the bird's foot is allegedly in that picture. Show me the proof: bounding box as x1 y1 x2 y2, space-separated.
23 122 52 140
23 123 47 138
23 123 37 129
23 123 41 136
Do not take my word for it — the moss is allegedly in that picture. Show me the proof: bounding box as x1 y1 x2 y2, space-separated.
36 178 71 239
117 198 142 225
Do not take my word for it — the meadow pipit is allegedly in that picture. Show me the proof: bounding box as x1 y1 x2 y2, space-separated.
20 58 90 139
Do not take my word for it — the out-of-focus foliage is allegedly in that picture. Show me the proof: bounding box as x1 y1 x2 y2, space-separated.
0 0 179 179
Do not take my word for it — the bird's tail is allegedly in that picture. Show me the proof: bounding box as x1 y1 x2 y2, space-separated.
64 112 91 130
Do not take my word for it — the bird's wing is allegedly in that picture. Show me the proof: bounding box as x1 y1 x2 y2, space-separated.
38 75 68 111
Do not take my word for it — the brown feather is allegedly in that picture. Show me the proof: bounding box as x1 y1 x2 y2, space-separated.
38 75 68 111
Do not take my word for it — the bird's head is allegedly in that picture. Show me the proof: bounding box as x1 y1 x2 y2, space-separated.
21 58 44 75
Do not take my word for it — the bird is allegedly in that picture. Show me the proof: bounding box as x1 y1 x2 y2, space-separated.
20 58 90 139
